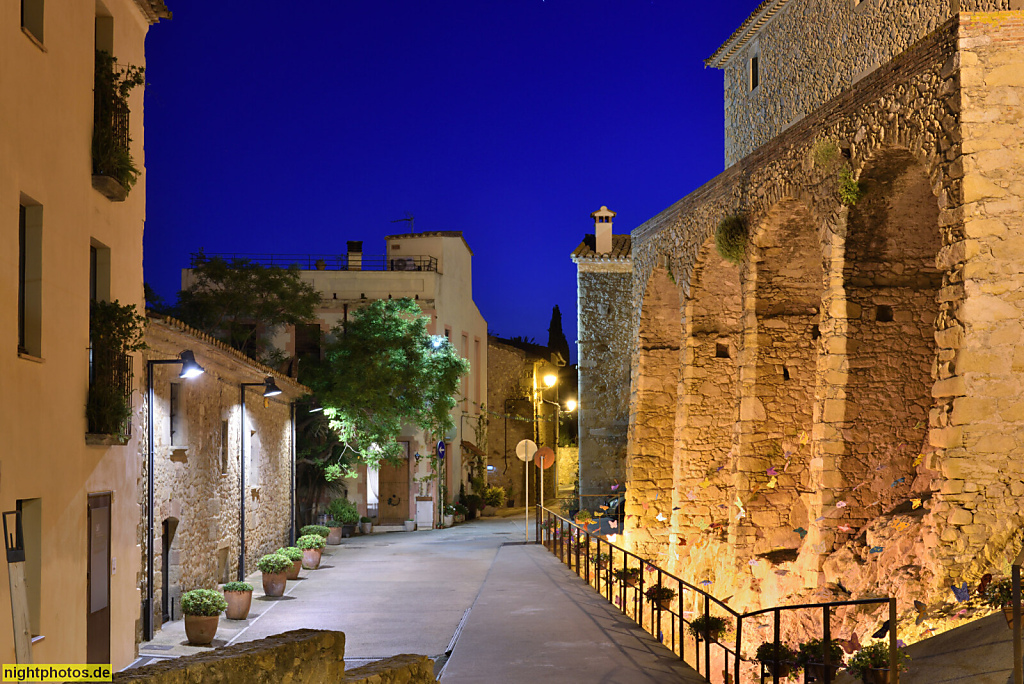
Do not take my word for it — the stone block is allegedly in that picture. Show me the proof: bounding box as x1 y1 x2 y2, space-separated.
930 426 963 449
948 508 974 526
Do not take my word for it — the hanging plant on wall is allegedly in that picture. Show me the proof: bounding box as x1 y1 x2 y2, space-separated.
715 214 747 265
838 167 862 206
87 300 147 436
92 50 145 195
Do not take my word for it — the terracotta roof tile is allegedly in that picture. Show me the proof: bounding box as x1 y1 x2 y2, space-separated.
571 234 632 261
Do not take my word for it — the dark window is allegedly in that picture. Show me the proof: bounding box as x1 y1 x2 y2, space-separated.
18 206 27 353
750 54 760 90
21 0 44 44
169 382 182 445
90 245 97 302
715 342 730 359
876 305 894 322
295 323 322 359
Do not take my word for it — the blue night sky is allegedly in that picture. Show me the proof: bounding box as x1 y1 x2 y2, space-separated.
143 1 754 360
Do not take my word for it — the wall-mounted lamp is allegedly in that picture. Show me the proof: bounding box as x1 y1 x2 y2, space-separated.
145 351 204 641
237 376 281 580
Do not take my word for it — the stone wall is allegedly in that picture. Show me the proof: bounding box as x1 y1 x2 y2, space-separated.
621 10 1024 647
718 0 1013 166
576 264 632 506
141 318 306 636
114 629 436 683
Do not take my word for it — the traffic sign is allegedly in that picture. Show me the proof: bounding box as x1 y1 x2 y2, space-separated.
535 447 555 470
436 440 446 460
515 439 538 462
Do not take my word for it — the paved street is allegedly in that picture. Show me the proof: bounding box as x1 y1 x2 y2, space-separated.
132 511 698 681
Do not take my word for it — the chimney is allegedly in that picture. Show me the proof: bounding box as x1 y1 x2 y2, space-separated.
347 240 363 271
591 205 616 255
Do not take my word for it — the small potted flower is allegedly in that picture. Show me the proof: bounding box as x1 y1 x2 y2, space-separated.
644 584 677 610
453 503 468 523
275 546 303 580
443 504 456 527
300 524 331 540
360 516 373 534
297 533 327 569
755 641 799 680
221 581 253 620
982 577 1015 628
797 637 844 682
328 497 361 538
180 588 227 645
257 553 292 597
689 614 728 643
591 552 611 570
846 641 909 684
404 518 416 532
613 567 641 587
575 510 593 527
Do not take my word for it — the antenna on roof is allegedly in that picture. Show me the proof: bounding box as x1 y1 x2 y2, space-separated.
390 212 415 233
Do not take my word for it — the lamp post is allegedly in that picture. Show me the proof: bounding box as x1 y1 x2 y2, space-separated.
238 377 282 580
145 350 204 641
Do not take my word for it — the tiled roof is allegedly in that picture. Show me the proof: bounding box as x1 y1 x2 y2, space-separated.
705 0 789 69
147 312 309 394
132 0 172 23
571 234 632 261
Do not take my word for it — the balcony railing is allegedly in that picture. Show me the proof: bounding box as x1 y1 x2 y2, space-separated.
87 346 133 439
189 253 438 273
536 506 899 684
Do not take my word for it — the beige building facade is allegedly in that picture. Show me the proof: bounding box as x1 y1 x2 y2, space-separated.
141 316 306 638
613 1 1024 650
0 0 168 668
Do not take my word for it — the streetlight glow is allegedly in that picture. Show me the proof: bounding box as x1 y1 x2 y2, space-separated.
565 399 577 412
543 373 557 388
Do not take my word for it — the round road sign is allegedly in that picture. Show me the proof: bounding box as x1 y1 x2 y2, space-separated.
436 440 446 460
515 439 538 462
534 447 555 470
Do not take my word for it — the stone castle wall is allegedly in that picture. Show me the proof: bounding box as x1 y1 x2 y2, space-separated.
623 10 1024 647
576 264 632 507
721 0 1014 166
141 319 303 634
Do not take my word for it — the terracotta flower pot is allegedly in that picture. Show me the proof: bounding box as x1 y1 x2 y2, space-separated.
761 662 794 680
302 548 322 570
624 578 639 588
862 668 891 684
224 590 252 620
262 571 287 597
326 527 344 545
804 663 841 682
361 522 372 534
657 599 672 611
183 614 220 645
286 559 301 580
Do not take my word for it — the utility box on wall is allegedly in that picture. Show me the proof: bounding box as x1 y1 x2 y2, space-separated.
415 497 434 530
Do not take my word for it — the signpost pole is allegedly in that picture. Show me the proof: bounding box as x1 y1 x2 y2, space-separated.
515 440 537 544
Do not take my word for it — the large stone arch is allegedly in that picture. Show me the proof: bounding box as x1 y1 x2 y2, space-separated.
839 148 942 527
738 199 824 558
672 236 742 578
625 263 683 564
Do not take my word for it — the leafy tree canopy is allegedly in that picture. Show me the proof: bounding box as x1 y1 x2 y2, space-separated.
172 253 321 363
303 298 469 469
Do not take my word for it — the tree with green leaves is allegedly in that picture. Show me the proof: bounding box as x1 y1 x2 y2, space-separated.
302 298 469 469
173 254 321 363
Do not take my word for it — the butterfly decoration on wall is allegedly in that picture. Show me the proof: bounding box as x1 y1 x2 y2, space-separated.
838 525 852 532
794 527 808 539
836 501 848 508
687 490 697 501
978 573 993 595
912 454 924 467
914 600 929 626
699 478 711 489
891 477 906 488
656 513 666 522
951 583 971 602
869 546 883 554
912 499 923 510
766 476 778 489
872 620 891 639
735 495 746 520
767 466 778 477
839 632 861 654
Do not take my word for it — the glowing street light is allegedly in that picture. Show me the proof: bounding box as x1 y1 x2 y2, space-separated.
565 399 577 412
543 373 557 388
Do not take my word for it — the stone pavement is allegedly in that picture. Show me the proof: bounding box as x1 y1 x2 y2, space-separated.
130 510 700 682
440 543 704 683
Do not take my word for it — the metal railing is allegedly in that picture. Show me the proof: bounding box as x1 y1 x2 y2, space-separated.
535 506 898 684
87 347 133 438
189 252 438 273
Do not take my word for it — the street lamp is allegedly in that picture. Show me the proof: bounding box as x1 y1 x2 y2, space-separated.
145 350 205 641
238 377 282 580
565 399 577 412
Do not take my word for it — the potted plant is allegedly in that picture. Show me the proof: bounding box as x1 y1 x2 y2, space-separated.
688 614 728 642
591 552 611 570
360 516 373 534
846 641 909 684
797 637 844 682
575 510 593 527
404 518 416 532
755 641 799 680
296 533 327 569
180 588 227 645
221 581 253 620
483 486 505 516
453 503 468 523
613 567 642 587
506 484 516 507
644 585 677 610
443 503 456 527
300 524 330 539
982 577 1015 627
276 546 303 580
328 497 360 538
465 494 482 520
257 553 292 597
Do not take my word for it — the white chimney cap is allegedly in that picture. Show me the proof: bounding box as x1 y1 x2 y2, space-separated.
591 206 616 221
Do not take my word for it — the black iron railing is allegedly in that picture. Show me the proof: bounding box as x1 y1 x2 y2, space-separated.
87 347 133 438
535 506 898 684
189 253 438 273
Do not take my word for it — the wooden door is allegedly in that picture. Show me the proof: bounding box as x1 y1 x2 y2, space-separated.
87 493 111 664
377 442 410 525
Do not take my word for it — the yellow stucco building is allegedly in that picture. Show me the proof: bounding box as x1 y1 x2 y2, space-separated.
1 0 169 668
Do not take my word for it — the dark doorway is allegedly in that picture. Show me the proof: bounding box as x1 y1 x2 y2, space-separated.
87 493 111 664
377 442 410 525
161 518 179 622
